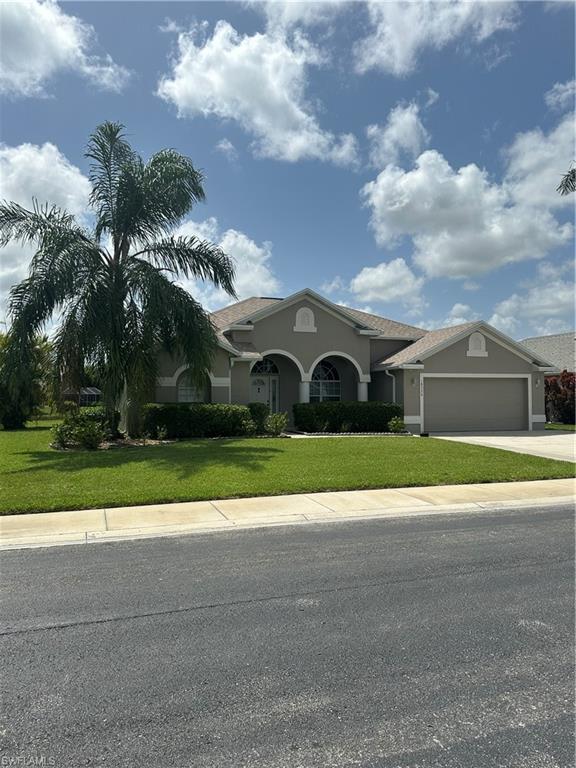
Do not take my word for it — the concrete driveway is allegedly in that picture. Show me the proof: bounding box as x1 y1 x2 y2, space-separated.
434 431 576 462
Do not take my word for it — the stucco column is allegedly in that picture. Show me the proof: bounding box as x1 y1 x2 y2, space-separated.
299 381 310 403
357 381 368 402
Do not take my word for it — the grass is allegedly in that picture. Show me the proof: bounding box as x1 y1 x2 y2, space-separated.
0 421 573 515
546 422 576 432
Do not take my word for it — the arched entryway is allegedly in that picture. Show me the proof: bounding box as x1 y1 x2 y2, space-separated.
250 353 302 414
308 354 365 402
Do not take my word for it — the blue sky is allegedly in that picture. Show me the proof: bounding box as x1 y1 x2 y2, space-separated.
0 0 574 339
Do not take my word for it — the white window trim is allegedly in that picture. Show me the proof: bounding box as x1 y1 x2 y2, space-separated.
418 373 533 432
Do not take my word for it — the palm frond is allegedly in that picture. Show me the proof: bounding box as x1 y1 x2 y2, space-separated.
557 167 576 196
0 200 83 247
136 236 237 297
126 257 217 385
85 121 135 242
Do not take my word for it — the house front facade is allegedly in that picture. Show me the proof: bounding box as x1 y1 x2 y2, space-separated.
155 289 556 433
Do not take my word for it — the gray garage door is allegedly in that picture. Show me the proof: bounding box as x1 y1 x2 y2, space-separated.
423 377 528 432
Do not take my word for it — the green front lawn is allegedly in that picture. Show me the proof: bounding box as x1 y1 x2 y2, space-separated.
546 422 576 432
0 422 573 515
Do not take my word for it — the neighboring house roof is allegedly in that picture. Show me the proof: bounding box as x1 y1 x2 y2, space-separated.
521 332 576 373
62 386 102 395
378 321 555 369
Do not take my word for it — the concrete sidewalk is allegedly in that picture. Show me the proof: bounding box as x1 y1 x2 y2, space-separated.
1 478 574 550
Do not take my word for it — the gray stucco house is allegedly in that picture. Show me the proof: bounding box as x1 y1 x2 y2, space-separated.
155 289 557 433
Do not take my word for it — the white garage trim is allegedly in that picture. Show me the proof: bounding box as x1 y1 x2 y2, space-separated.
420 374 532 432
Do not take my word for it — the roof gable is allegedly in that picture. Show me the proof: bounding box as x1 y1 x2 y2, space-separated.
210 289 426 339
234 289 375 330
380 321 556 368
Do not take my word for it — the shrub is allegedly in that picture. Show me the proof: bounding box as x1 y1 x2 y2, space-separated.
52 420 105 450
388 416 406 433
293 401 403 433
50 405 118 449
79 405 121 438
248 402 269 434
545 371 575 424
142 403 256 439
265 412 288 436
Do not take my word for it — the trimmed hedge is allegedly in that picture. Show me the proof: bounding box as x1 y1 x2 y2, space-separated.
293 401 403 433
142 403 256 439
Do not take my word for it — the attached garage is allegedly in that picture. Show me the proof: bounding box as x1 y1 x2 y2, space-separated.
423 376 529 432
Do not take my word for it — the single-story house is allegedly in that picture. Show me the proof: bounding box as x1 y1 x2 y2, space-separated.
521 332 575 376
155 289 557 433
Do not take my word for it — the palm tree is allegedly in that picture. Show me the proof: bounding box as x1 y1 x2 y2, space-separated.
0 122 236 432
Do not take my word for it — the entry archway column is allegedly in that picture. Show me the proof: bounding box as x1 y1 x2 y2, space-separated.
357 381 368 401
299 381 310 403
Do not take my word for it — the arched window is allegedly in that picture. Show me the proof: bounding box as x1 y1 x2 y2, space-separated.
177 372 208 403
467 331 488 357
310 360 340 402
251 358 279 375
294 306 317 333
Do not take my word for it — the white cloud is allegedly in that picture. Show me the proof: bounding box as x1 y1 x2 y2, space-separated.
504 114 575 210
490 264 575 337
215 138 238 162
349 257 424 307
544 79 576 112
320 275 345 295
367 102 430 167
0 0 130 97
425 88 440 107
362 133 573 280
258 1 345 31
421 302 481 330
0 142 91 316
354 1 518 76
157 20 358 165
175 217 281 310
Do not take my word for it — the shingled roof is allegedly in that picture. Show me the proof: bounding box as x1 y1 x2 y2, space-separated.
378 322 478 367
210 295 426 340
341 307 427 339
521 332 575 373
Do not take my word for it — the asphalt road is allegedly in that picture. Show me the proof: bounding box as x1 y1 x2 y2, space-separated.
1 504 574 768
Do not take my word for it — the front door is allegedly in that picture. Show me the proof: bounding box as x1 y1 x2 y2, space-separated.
250 375 279 412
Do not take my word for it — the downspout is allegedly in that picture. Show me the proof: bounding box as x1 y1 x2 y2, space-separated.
384 369 396 403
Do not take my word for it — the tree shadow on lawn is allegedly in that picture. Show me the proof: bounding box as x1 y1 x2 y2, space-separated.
10 438 285 481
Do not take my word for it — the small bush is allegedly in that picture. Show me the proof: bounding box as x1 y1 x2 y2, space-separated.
265 412 288 436
50 405 118 449
293 401 402 433
387 416 406 433
52 420 106 450
79 405 121 438
142 403 256 439
248 402 269 434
